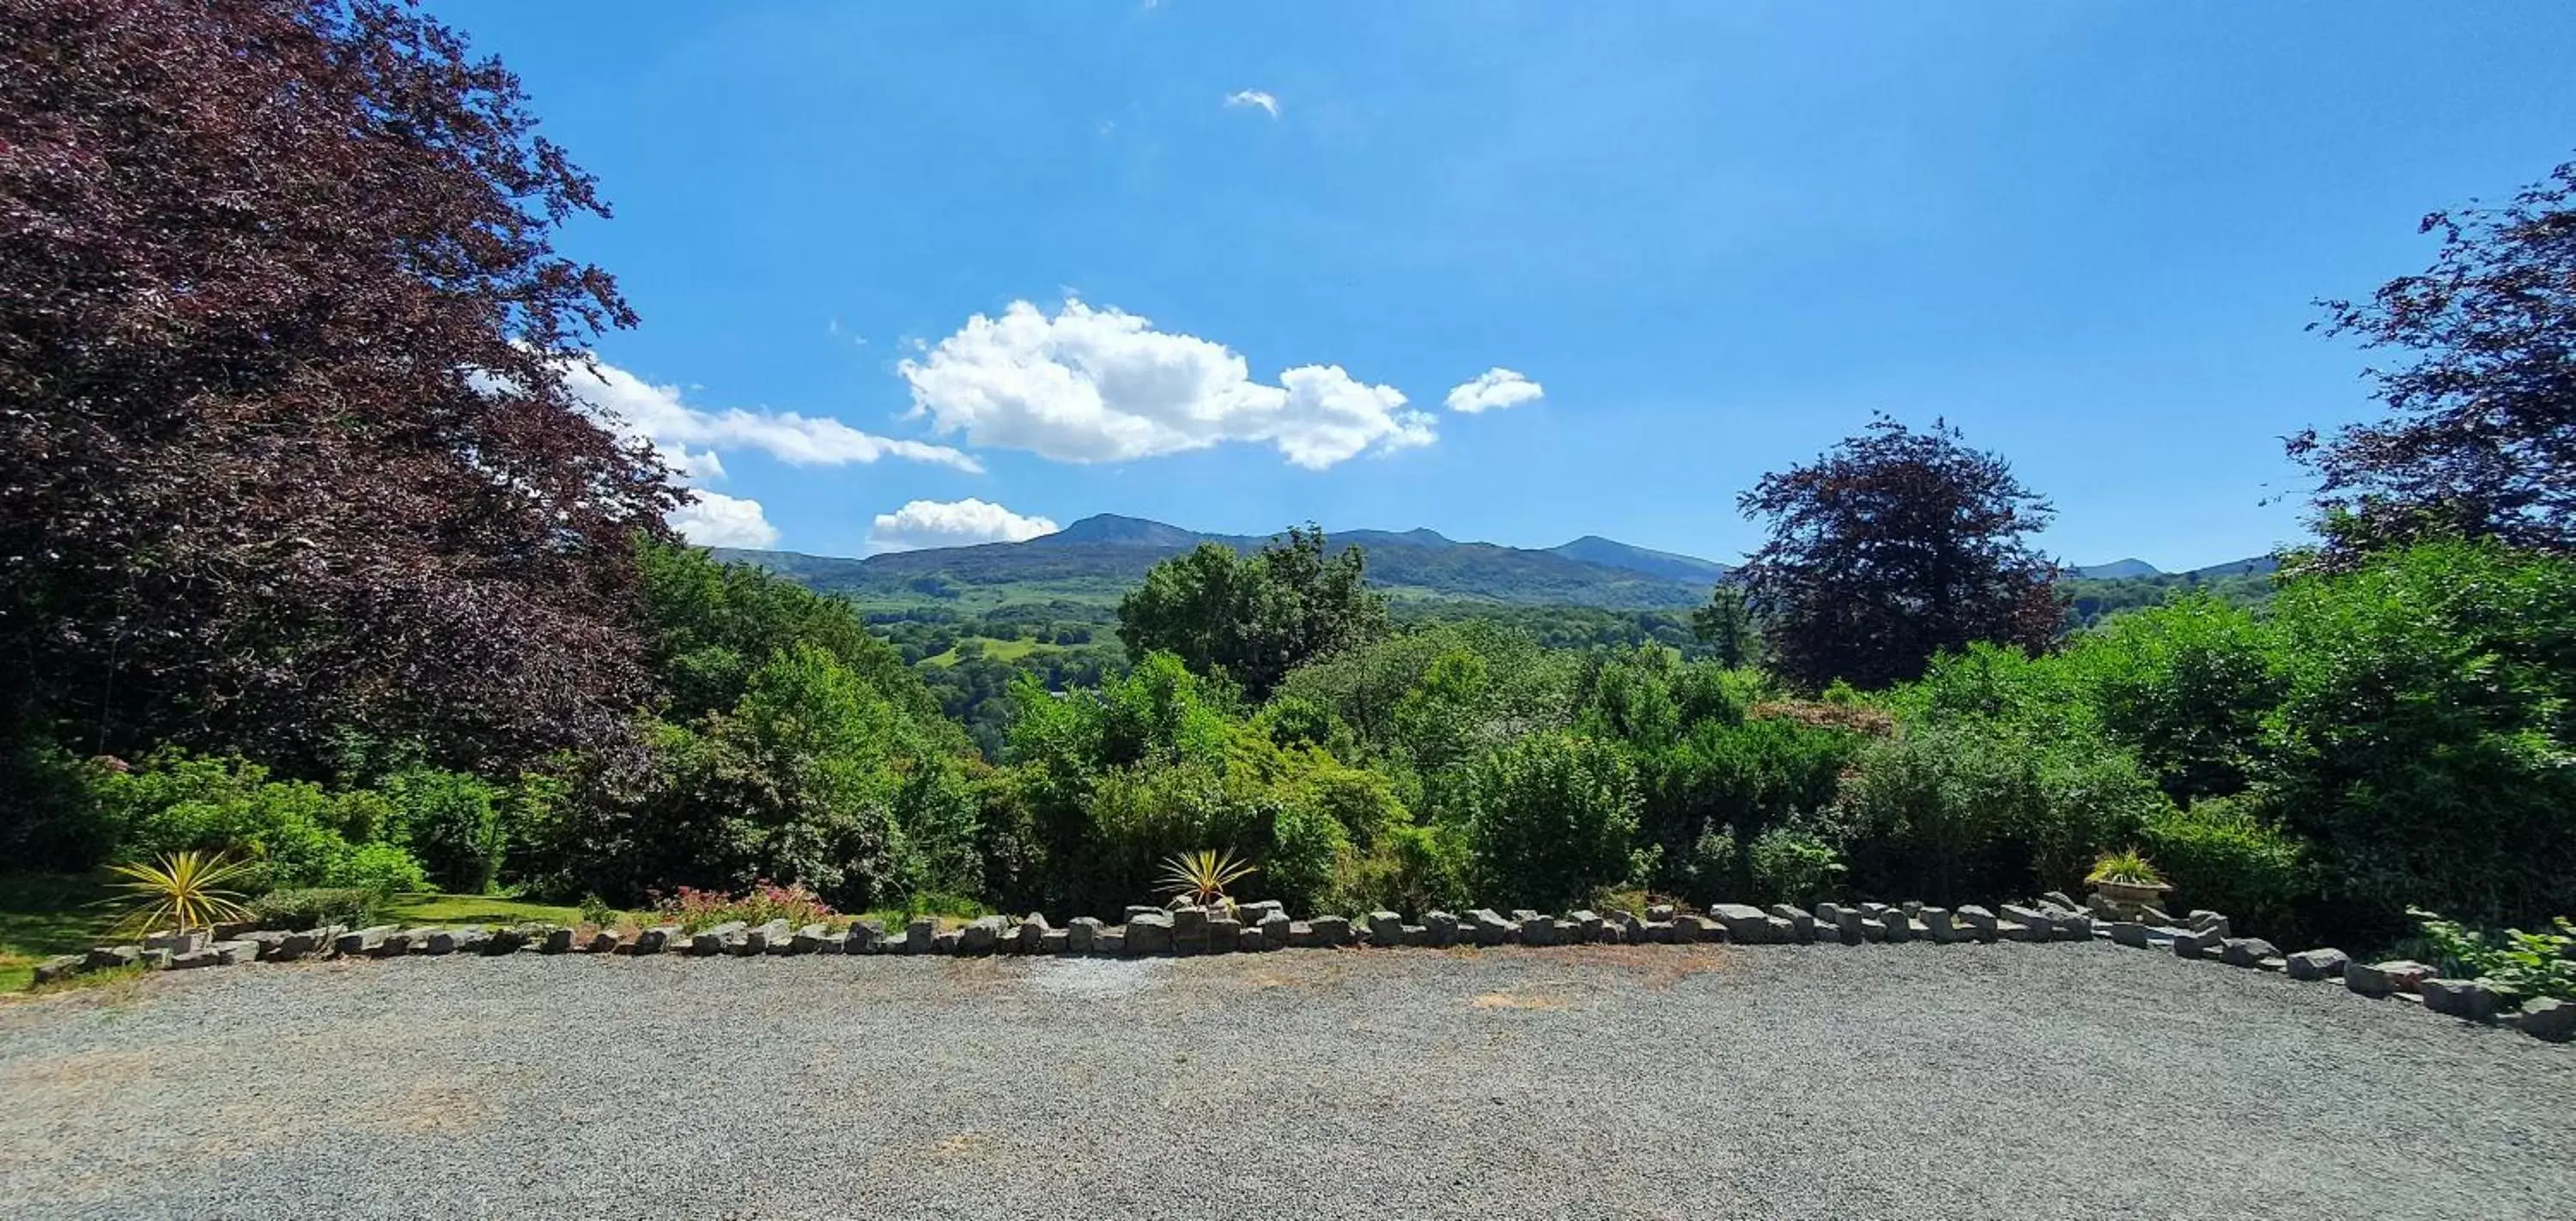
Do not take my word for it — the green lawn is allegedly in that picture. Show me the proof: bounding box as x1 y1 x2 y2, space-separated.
0 876 602 993
0 872 116 993
920 635 1054 667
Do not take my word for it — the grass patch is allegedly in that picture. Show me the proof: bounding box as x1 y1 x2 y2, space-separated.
920 635 1054 667
0 872 115 993
378 892 587 928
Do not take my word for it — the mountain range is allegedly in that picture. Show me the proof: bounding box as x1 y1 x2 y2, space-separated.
718 513 2273 614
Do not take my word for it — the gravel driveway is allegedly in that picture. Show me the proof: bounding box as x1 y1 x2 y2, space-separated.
2 941 2567 1219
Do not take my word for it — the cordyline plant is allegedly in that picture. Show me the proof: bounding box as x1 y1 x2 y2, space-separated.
100 850 258 939
0 0 681 780
1158 849 1257 910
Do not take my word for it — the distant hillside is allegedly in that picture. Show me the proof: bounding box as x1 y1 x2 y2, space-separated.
2072 558 2160 580
2070 555 2277 580
717 514 1728 612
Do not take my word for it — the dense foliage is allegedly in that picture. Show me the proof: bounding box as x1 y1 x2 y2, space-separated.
1116 526 1388 700
0 0 678 791
1735 416 2062 689
2294 153 2576 556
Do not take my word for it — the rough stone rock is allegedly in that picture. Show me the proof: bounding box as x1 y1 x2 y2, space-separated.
2108 922 2154 949
930 930 961 954
1767 905 1818 944
138 948 174 970
1126 905 1164 923
274 927 334 961
1236 901 1285 926
83 945 141 971
1170 907 1212 956
2345 959 2434 997
905 918 936 954
691 922 745 956
586 930 623 955
447 928 489 955
1366 912 1406 948
212 919 262 941
843 919 884 954
1565 910 1602 943
1098 929 1127 956
1996 920 2038 943
1127 911 1175 955
1920 908 1964 945
1765 916 1796 943
1520 914 1559 947
377 928 423 957
1067 917 1103 954
1256 912 1291 951
1309 914 1353 947
1710 904 1770 944
1648 904 1676 921
240 930 289 959
1880 911 1915 944
2053 913 2096 942
1467 909 1512 947
2284 948 2349 981
1955 905 2000 943
483 926 532 956
2219 938 2281 968
1287 920 1319 949
2516 997 2575 1042
1424 910 1461 947
1017 914 1054 953
734 920 787 956
143 928 210 957
166 949 221 970
32 955 83 986
1034 928 1066 955
2420 978 2501 1021
2042 890 2081 911
2000 904 2051 932
1814 902 1844 925
1834 908 1867 945
421 929 460 956
538 926 574 955
2172 927 2222 959
1207 915 1244 953
958 915 1008 955
2189 910 2233 939
212 939 259 966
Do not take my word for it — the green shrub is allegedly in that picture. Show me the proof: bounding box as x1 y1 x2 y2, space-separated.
2412 908 2576 1002
248 887 379 929
2138 796 2306 933
1830 721 2168 904
78 749 398 890
324 841 429 896
382 768 503 894
1462 732 1640 911
1747 825 1845 906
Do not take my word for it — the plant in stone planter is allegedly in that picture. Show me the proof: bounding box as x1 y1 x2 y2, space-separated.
1158 848 1257 911
101 850 259 951
2085 847 2171 914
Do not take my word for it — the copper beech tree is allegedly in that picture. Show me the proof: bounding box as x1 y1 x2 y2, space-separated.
1734 417 2062 690
0 0 681 775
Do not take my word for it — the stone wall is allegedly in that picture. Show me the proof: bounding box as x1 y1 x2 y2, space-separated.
30 892 2570 1045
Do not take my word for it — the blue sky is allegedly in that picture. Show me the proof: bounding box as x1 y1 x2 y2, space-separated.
438 1 2576 568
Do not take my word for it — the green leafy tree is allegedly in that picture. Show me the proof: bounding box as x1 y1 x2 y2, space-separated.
1117 525 1388 699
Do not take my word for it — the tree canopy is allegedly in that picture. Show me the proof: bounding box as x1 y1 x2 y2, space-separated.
2293 153 2576 555
1115 525 1388 699
0 0 677 779
1734 417 2062 690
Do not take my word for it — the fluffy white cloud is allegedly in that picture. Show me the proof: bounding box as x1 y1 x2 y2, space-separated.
1443 368 1546 414
666 491 780 549
564 357 982 474
868 498 1061 552
897 299 1434 470
1224 89 1280 118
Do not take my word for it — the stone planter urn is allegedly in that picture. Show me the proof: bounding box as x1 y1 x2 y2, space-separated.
2090 878 2171 919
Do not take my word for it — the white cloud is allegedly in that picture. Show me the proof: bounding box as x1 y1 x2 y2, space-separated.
1443 368 1546 414
563 356 981 474
897 299 1434 470
666 491 780 549
868 498 1061 552
1224 89 1280 118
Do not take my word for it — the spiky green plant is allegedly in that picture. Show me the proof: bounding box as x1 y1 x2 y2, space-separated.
101 851 259 938
1157 848 1258 909
2085 847 2166 888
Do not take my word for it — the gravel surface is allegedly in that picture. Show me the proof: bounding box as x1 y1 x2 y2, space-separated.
3 941 2568 1219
